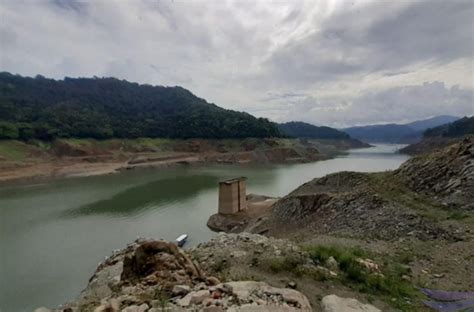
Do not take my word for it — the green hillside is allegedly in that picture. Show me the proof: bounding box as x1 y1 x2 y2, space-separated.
0 72 281 140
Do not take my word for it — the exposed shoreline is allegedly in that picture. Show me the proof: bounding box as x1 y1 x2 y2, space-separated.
0 137 370 186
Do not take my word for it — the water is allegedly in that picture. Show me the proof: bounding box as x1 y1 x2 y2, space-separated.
0 144 408 311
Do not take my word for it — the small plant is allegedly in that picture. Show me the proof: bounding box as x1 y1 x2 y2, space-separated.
447 211 469 220
212 258 230 273
270 255 302 272
304 244 419 311
154 287 170 311
261 253 306 274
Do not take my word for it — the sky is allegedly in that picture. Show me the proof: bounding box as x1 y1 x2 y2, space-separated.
1 0 473 127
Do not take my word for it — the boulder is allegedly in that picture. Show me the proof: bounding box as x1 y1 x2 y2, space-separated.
321 295 381 312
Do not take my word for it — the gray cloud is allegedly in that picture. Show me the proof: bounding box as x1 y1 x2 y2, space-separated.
0 0 472 127
266 82 474 127
261 0 474 88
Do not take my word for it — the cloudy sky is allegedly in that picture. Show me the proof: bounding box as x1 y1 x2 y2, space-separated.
1 0 473 127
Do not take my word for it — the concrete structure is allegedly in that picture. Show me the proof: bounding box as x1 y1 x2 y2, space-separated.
218 177 247 214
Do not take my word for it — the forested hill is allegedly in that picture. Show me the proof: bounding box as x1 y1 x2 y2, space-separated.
424 116 474 137
278 121 350 139
0 72 280 140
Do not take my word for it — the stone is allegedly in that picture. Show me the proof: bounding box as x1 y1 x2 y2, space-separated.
172 285 191 296
321 295 381 312
177 290 211 307
120 303 149 312
287 281 297 289
207 276 221 286
223 281 311 310
356 258 380 273
94 298 120 312
326 256 338 271
34 308 52 312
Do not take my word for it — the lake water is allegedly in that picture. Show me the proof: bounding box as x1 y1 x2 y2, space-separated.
0 144 408 312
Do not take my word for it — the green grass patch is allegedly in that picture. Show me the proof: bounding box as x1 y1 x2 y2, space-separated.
447 211 469 220
264 254 306 274
306 245 366 265
305 244 418 311
0 140 31 161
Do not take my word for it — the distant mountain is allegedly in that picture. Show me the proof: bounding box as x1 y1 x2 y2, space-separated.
278 121 350 139
405 115 460 132
0 72 281 140
424 116 474 137
343 124 415 143
343 115 460 143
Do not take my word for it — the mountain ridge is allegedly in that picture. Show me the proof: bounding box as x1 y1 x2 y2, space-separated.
343 115 460 143
278 121 350 140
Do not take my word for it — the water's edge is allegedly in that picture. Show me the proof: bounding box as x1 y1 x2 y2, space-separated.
0 144 407 311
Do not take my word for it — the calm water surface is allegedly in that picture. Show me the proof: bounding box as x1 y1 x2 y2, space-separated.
0 144 408 311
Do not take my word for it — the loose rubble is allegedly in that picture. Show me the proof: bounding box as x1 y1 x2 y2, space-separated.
46 237 311 311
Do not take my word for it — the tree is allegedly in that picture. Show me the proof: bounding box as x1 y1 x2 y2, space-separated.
0 121 19 139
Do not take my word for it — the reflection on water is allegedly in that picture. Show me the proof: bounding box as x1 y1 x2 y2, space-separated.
63 175 218 217
0 144 408 312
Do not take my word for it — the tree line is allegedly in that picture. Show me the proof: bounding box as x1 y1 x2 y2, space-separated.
0 72 281 140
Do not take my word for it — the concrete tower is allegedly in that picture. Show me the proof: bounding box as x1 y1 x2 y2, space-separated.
218 177 247 214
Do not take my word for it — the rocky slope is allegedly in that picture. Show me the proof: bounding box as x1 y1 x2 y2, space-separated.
395 136 474 210
40 234 394 312
40 236 312 311
398 136 463 155
249 137 473 241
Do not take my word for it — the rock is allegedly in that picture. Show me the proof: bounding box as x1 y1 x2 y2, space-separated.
94 298 120 312
121 303 148 312
326 256 338 271
177 290 211 307
34 308 52 312
356 258 380 273
321 295 381 312
287 281 297 289
172 284 191 296
54 235 312 311
206 276 221 286
120 240 203 294
224 281 311 310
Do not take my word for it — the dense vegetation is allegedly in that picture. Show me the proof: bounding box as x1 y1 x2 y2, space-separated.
424 116 474 137
0 72 281 140
278 121 349 139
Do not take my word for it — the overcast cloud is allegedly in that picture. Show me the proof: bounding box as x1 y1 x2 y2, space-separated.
1 0 473 127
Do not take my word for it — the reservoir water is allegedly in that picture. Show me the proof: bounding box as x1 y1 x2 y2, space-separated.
0 144 408 311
